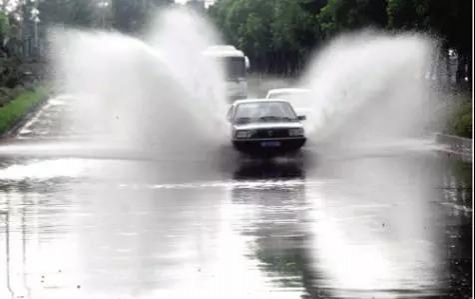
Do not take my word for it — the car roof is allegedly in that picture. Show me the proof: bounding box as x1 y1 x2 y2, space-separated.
267 88 312 95
232 98 291 106
202 45 245 58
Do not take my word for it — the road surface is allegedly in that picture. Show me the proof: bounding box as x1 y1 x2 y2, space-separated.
0 97 472 299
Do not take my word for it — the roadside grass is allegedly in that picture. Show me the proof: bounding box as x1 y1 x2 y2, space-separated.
446 92 472 139
0 87 47 135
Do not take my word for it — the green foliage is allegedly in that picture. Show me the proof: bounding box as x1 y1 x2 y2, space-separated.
209 0 470 78
447 97 472 139
0 12 8 37
210 0 318 73
35 0 172 31
0 87 46 135
387 0 424 30
38 0 96 28
111 0 144 32
0 12 9 57
111 0 172 33
387 0 472 84
318 0 388 38
211 0 389 72
388 0 471 49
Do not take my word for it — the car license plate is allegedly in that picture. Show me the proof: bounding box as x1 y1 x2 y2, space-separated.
261 141 281 147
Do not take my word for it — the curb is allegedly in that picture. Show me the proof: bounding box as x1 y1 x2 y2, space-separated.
0 94 49 140
435 133 473 162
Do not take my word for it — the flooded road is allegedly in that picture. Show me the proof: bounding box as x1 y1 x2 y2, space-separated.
0 99 472 299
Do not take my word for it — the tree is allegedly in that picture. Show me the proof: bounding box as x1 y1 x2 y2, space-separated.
111 0 171 33
37 0 96 28
318 0 387 38
270 0 318 72
388 0 472 85
209 0 321 73
0 11 8 44
209 0 271 70
386 0 423 29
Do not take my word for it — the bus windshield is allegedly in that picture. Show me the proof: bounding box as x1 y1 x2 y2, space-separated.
220 56 246 81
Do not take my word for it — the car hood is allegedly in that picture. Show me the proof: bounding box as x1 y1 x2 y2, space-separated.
233 122 303 130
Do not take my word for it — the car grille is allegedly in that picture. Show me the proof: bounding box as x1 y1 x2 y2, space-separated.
253 129 289 138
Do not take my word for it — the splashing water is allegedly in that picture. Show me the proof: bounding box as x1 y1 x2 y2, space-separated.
146 9 227 106
300 31 438 148
49 8 228 158
47 12 439 160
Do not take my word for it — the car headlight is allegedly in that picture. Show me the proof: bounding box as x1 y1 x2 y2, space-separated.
288 128 304 136
236 130 253 139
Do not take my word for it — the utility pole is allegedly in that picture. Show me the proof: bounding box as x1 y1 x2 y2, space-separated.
20 0 40 60
31 5 40 58
21 0 30 60
97 0 110 28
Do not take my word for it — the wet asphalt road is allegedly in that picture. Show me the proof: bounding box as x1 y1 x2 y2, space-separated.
0 99 472 299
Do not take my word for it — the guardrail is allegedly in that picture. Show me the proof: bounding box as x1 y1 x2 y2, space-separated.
435 133 472 161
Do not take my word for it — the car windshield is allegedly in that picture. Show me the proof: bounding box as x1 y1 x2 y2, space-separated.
234 102 298 124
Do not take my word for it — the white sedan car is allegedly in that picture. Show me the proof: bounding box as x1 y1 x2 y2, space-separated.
265 88 313 118
227 99 307 155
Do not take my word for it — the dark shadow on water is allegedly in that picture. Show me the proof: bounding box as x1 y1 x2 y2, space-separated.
233 160 305 180
228 150 473 299
231 150 317 180
229 151 335 298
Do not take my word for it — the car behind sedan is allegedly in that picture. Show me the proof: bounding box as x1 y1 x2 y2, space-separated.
266 88 313 119
227 99 306 155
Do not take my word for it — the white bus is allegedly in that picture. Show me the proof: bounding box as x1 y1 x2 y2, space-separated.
203 45 250 101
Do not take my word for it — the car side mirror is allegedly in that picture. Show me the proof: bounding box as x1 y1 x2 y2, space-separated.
298 115 306 121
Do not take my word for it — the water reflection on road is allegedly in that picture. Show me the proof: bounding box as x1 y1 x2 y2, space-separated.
0 100 472 299
306 155 446 298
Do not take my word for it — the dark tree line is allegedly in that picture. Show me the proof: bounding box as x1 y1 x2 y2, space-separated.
1 0 472 87
208 0 472 86
209 0 324 74
36 0 172 32
36 0 172 30
387 0 472 86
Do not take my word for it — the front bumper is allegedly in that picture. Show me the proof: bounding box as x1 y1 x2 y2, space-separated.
232 137 306 154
